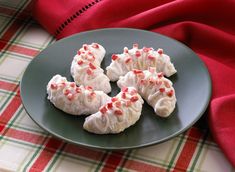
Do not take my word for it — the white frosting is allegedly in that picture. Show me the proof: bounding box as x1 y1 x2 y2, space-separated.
71 43 111 93
83 87 144 134
117 68 176 117
47 74 110 115
106 44 177 81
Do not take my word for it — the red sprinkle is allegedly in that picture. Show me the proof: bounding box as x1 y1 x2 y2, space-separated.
70 83 76 87
135 50 141 57
112 54 119 61
147 55 155 60
83 44 88 51
77 60 84 65
140 79 147 85
133 43 138 48
130 89 137 95
167 90 174 97
164 81 171 88
124 47 129 53
149 77 155 84
77 50 81 55
130 96 139 102
111 97 118 102
114 109 123 116
155 80 162 85
92 43 99 49
159 87 165 93
133 69 143 75
75 87 81 93
122 87 128 92
89 92 96 98
64 89 70 95
125 100 131 107
86 68 93 75
58 82 66 88
89 63 96 70
107 102 113 109
157 72 163 78
50 83 57 90
100 106 107 114
86 86 93 90
143 47 152 53
122 92 126 99
157 48 163 55
115 101 121 108
67 93 73 101
125 57 132 64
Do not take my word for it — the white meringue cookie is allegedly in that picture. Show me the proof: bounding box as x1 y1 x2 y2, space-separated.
71 43 111 93
106 44 177 81
117 68 176 117
83 87 144 134
47 74 110 115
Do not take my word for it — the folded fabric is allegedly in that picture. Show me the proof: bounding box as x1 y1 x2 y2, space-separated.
33 0 235 167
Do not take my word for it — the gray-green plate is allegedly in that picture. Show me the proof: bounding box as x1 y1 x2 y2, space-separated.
20 28 211 150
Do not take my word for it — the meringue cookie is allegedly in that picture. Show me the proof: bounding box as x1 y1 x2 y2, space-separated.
106 43 177 81
47 74 110 115
117 68 176 117
83 87 144 134
71 43 111 93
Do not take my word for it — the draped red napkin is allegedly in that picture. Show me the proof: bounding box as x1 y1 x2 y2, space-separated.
33 0 235 166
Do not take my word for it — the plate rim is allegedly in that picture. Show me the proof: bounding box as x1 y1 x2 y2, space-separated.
20 28 212 150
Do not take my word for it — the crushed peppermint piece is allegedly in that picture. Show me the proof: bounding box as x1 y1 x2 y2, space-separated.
75 87 81 93
77 60 84 65
130 89 137 95
147 55 155 60
157 48 163 55
63 89 70 95
112 54 119 61
107 102 113 109
159 87 165 93
50 83 57 89
167 90 174 97
86 68 93 75
89 63 96 70
122 92 126 99
122 87 128 92
114 109 123 115
85 86 93 90
92 43 99 49
100 106 107 114
115 101 121 108
164 81 171 88
83 44 88 51
124 47 129 53
157 72 163 78
125 57 132 64
70 83 76 87
135 50 141 57
111 97 118 102
77 50 81 55
133 69 143 75
149 77 155 84
130 95 139 102
67 93 73 101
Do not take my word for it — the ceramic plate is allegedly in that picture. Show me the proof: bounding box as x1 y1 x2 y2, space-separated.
20 28 211 149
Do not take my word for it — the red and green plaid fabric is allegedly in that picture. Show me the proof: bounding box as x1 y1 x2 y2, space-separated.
0 0 234 171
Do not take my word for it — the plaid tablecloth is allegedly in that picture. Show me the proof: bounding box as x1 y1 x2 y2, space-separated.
0 0 234 171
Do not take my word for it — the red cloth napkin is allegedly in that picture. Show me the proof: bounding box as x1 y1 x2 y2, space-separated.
33 0 235 166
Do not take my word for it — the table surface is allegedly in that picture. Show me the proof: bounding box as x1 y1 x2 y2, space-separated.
0 0 234 171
